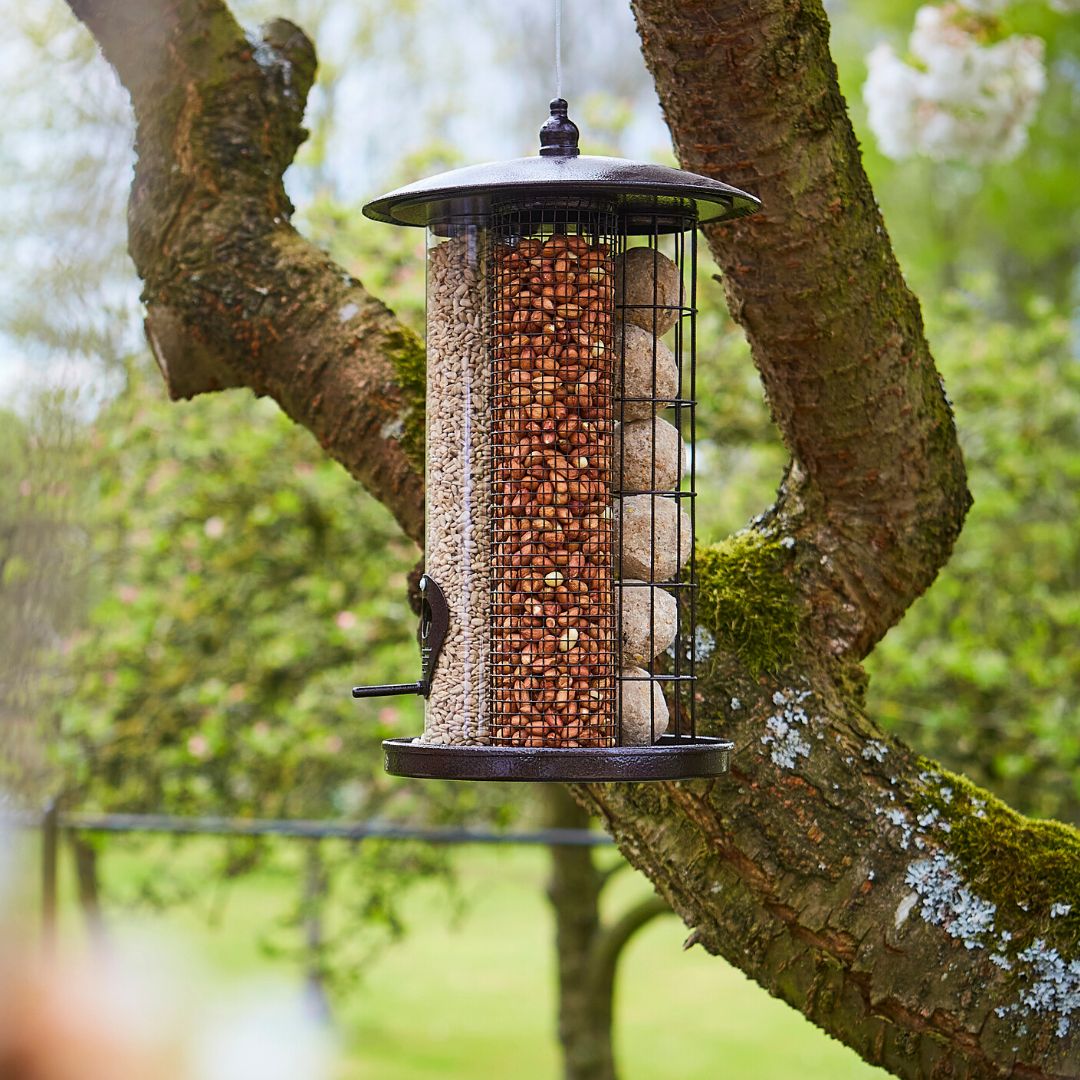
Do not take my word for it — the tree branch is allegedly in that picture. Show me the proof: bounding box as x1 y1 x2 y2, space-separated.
630 0 972 659
589 895 670 995
67 0 1080 1075
575 675 1080 1080
68 0 426 544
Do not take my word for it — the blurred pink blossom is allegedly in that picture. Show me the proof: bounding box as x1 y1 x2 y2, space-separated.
203 516 226 539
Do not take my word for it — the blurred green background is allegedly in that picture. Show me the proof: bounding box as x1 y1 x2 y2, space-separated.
1 1 1077 1077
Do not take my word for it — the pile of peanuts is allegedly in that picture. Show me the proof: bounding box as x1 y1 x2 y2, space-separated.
489 232 617 748
422 232 491 745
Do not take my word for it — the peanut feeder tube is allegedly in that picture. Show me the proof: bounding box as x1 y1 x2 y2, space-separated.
353 99 758 782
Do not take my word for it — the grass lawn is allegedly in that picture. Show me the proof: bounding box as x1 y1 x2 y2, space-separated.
24 834 886 1080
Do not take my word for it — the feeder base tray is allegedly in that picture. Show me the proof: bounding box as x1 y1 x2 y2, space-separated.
382 734 732 783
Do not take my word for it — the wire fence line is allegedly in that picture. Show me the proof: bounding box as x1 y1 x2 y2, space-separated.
46 810 615 847
9 802 614 955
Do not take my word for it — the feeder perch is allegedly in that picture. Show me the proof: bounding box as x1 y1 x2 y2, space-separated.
353 99 760 782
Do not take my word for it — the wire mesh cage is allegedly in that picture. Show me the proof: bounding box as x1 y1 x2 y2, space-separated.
354 100 759 781
489 204 619 750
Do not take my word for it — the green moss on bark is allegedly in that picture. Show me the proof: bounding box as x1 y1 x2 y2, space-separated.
696 531 799 677
915 761 1080 954
386 328 426 473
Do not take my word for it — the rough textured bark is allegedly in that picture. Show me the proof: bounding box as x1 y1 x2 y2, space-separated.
69 0 426 545
66 0 1080 1076
630 0 970 661
545 786 669 1080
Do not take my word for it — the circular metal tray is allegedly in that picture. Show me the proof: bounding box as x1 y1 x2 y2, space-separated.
383 734 733 783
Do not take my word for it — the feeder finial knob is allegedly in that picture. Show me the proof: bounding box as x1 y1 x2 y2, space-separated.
539 98 580 158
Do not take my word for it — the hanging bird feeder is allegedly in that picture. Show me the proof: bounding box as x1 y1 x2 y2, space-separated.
354 98 760 782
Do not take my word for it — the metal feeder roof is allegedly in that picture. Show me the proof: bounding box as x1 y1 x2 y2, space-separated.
363 99 760 233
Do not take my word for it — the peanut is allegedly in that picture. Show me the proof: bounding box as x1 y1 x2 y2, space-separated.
490 231 617 748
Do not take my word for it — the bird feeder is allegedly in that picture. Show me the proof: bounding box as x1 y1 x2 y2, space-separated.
354 100 760 782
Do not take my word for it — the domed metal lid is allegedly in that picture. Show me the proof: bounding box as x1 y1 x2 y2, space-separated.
363 99 760 233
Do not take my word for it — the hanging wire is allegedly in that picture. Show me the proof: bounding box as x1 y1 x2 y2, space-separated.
554 0 563 100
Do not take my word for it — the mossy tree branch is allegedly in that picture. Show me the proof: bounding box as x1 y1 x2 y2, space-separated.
630 0 972 661
67 0 1079 1076
67 0 426 544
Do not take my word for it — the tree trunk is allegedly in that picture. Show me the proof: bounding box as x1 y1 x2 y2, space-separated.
70 832 107 949
547 785 616 1080
64 0 1080 1075
302 840 331 1023
545 785 670 1080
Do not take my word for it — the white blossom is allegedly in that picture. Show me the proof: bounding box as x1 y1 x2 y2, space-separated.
864 4 1046 165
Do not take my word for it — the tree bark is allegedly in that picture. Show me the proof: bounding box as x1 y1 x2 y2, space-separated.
70 833 107 949
547 786 617 1080
66 0 1080 1076
629 0 971 660
68 0 426 545
545 785 669 1080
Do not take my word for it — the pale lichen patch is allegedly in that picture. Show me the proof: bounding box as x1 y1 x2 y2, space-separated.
674 625 714 662
760 687 816 769
380 415 405 441
904 850 997 950
996 939 1080 1037
862 739 889 762
886 761 1080 1039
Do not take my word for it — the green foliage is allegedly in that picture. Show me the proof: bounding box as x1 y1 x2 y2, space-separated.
0 394 84 800
62 378 430 821
56 377 527 975
696 532 799 678
867 293 1080 822
693 265 788 545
